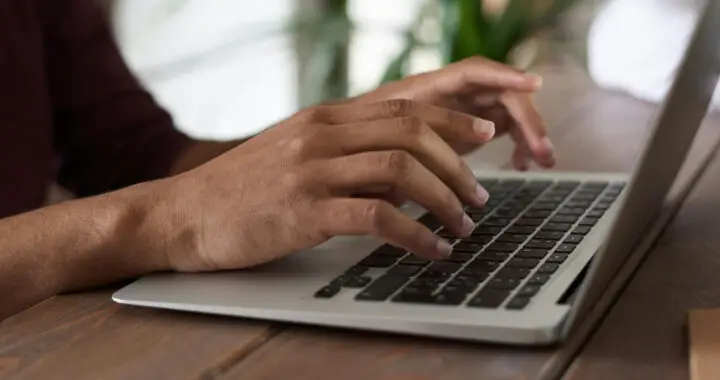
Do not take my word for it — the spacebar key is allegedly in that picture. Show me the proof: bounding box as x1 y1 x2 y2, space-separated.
356 274 411 301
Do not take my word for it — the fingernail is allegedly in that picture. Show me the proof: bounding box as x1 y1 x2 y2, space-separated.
526 72 543 89
461 213 475 236
436 239 453 257
475 184 490 206
473 119 495 141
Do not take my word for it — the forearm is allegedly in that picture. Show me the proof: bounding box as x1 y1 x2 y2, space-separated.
0 182 168 319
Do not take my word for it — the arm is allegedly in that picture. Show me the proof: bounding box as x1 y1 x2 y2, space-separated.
43 0 241 193
0 181 169 320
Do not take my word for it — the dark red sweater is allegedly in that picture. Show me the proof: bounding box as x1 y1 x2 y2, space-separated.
0 0 192 217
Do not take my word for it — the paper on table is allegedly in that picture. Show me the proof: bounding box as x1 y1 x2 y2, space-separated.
688 309 720 380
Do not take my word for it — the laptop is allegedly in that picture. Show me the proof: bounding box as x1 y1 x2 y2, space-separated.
112 0 720 345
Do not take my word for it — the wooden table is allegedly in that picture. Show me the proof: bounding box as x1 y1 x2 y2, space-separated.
3 60 720 380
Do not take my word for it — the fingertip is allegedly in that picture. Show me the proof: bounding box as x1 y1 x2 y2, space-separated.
473 119 496 141
525 72 543 90
435 239 453 258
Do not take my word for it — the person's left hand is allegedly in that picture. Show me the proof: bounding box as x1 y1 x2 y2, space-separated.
349 56 555 170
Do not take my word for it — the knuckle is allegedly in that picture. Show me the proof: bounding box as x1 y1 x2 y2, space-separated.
296 106 329 123
395 116 427 139
359 200 389 229
380 150 413 177
382 98 414 117
279 170 306 191
287 124 323 157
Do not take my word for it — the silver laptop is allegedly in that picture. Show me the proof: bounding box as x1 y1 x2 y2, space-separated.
113 0 720 345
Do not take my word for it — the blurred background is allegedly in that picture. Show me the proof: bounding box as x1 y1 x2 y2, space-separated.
97 0 714 141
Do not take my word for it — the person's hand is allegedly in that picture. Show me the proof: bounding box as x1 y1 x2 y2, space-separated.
153 100 496 272
351 56 555 170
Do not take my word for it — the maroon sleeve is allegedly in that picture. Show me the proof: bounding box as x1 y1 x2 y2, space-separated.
42 0 193 196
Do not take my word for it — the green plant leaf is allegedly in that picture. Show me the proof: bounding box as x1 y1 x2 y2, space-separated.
486 0 534 62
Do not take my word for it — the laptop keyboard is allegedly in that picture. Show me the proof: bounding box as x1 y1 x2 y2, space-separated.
313 179 626 310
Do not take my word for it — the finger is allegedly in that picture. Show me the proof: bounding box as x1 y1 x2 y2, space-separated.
510 127 531 171
312 150 477 238
318 198 452 260
431 56 543 95
500 92 555 167
308 99 496 144
318 116 488 208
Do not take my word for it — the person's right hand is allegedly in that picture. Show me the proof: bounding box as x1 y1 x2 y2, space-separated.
153 99 496 272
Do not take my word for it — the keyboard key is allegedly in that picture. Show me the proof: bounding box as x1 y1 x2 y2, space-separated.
483 218 512 227
527 180 553 188
428 262 462 273
565 200 593 208
594 202 612 211
498 179 525 190
393 290 465 305
550 215 578 224
539 194 568 203
405 278 443 292
506 226 536 234
329 274 352 287
388 265 422 276
495 267 531 279
465 234 493 244
587 210 605 218
468 289 511 308
558 207 585 216
477 179 498 189
358 255 398 268
542 223 572 232
487 243 519 252
515 218 544 227
535 231 565 240
473 226 503 235
469 212 488 222
400 255 431 266
518 285 541 297
516 248 548 259
356 274 411 301
437 228 454 239
315 286 341 298
573 226 592 235
445 278 482 293
371 245 407 258
494 209 522 218
477 251 511 261
532 202 560 210
547 253 569 263
564 235 584 244
555 244 577 253
459 267 493 279
453 241 486 253
538 263 560 274
444 252 475 263
345 266 368 276
579 217 599 226
417 214 442 231
496 233 529 244
524 210 553 219
344 276 372 288
527 273 552 285
582 181 608 190
507 258 540 268
525 239 557 249
487 277 522 290
506 296 531 310
466 260 501 272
